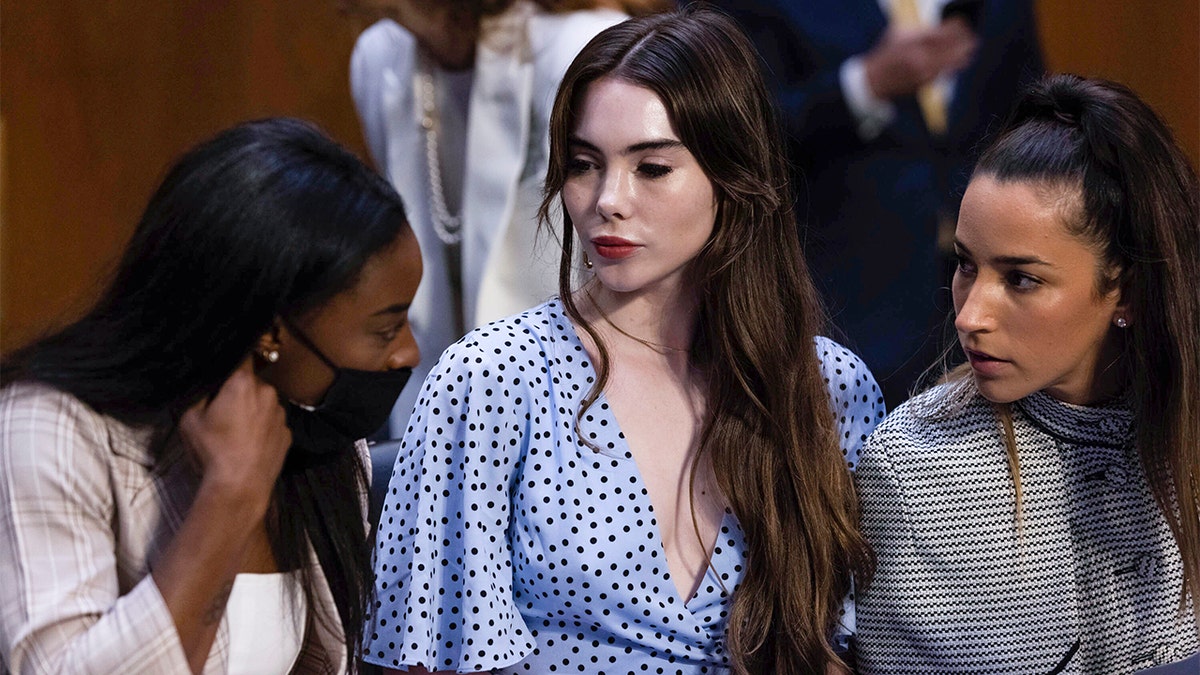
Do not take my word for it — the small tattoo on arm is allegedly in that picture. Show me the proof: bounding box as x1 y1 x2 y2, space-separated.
202 581 235 625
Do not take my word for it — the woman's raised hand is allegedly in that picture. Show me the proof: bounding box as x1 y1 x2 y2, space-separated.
179 356 291 511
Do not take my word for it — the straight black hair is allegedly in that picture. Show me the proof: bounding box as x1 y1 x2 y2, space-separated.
2 117 410 666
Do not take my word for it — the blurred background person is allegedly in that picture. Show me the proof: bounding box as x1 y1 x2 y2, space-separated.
0 118 421 674
340 0 673 437
698 0 1045 407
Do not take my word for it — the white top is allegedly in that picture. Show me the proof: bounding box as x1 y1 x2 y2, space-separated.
225 572 306 675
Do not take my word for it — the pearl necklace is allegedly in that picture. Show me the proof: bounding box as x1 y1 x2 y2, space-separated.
417 64 462 246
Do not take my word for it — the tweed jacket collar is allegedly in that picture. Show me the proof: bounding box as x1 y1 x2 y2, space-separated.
1015 390 1134 449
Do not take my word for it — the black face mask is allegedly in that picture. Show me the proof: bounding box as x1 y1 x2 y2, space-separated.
280 319 411 460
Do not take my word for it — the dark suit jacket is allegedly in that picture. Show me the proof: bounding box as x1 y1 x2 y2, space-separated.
702 0 1044 404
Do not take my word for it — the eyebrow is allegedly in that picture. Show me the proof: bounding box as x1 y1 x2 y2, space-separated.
954 241 1053 267
568 135 686 155
370 302 411 318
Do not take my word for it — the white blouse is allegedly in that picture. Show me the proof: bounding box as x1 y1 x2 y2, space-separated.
225 572 306 675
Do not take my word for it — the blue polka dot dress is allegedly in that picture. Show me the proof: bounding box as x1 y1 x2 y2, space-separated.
365 299 885 673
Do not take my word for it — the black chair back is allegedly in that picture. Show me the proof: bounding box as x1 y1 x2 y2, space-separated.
367 439 403 532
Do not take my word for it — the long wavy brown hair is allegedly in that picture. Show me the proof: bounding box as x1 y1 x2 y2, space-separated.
537 8 873 672
965 74 1200 612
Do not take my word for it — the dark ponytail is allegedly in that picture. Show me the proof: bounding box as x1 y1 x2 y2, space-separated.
976 74 1200 608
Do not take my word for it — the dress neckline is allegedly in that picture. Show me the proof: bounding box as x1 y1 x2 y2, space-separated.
545 297 733 615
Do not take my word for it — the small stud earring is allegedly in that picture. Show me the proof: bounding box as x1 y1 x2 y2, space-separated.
262 349 280 363
583 252 593 270
1115 317 1128 329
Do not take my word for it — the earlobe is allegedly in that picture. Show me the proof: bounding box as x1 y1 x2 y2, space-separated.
1109 270 1130 329
256 323 283 364
1112 301 1132 329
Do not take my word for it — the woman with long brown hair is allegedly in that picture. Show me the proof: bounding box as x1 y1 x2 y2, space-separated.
364 8 884 674
856 74 1200 673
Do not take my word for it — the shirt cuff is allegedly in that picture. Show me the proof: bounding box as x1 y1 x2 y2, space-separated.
839 56 896 141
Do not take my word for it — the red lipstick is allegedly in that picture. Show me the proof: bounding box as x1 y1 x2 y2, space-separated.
591 236 640 260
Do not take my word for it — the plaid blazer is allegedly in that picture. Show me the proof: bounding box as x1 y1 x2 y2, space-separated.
0 382 360 674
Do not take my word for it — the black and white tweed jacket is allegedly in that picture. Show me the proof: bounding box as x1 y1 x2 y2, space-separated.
855 380 1198 674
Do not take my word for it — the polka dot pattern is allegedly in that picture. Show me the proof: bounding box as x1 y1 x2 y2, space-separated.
364 299 885 673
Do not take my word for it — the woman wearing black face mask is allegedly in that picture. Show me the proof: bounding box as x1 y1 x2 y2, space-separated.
0 118 420 674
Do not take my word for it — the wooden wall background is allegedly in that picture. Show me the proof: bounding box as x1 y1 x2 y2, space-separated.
0 1 370 352
2 0 1198 353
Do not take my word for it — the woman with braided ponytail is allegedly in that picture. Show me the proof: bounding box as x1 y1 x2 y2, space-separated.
856 74 1200 673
